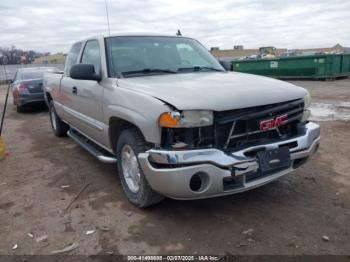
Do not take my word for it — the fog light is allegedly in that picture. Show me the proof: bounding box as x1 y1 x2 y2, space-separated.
190 174 202 192
189 172 209 192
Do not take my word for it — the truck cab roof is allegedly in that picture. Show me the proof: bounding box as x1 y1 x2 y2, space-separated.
79 33 191 42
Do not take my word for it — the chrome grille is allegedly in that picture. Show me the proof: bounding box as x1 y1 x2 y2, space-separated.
214 99 304 150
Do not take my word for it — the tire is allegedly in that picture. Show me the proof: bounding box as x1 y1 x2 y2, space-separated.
49 100 69 137
16 105 25 113
117 128 164 208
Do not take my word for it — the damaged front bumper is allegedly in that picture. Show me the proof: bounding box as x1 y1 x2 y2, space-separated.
138 122 320 200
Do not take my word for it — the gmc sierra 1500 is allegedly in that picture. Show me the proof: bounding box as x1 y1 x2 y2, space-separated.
44 34 320 207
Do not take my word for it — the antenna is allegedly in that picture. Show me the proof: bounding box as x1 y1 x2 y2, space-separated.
176 30 182 36
104 0 111 36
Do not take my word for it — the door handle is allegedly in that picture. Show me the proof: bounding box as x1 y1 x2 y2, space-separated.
72 86 77 94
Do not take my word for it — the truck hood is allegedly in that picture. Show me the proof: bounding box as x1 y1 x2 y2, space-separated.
119 72 308 111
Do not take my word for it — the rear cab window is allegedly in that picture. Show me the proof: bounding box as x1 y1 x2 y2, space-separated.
80 40 101 74
64 41 83 76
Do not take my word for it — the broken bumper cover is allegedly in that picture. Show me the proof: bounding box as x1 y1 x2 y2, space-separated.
138 122 320 200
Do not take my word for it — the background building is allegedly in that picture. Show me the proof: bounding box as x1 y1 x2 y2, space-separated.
210 44 349 61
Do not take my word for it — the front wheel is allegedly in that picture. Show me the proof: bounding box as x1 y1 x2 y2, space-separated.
49 101 69 137
117 129 164 208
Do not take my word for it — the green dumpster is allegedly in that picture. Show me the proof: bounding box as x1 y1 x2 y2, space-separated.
231 54 350 80
341 54 350 74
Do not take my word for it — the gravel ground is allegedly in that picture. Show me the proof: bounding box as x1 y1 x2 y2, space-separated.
0 79 349 255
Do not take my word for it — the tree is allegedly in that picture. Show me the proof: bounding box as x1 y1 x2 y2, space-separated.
0 46 44 65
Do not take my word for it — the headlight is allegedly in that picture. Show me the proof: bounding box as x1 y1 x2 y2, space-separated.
159 110 214 128
302 92 312 122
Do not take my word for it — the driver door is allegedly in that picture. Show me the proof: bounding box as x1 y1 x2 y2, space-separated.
68 40 105 145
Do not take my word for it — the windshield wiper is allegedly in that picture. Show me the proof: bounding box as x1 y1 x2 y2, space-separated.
177 66 225 72
122 68 177 77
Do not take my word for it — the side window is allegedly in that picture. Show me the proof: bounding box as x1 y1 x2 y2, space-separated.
64 42 82 76
81 40 101 74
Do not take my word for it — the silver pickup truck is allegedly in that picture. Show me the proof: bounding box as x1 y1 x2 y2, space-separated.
44 34 320 207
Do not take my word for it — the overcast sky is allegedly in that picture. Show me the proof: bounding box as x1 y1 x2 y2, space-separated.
0 0 349 53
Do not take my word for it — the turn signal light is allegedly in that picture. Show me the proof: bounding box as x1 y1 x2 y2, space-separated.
159 112 181 127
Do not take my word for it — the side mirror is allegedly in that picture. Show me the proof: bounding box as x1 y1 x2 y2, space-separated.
70 64 101 81
219 60 231 71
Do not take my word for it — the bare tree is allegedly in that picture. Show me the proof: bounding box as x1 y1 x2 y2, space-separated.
0 46 43 65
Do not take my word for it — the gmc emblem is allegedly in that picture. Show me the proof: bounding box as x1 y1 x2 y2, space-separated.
259 114 288 132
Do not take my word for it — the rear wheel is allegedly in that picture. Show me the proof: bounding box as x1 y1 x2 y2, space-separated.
49 101 69 137
117 129 164 208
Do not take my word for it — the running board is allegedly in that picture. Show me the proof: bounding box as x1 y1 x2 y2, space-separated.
67 129 117 164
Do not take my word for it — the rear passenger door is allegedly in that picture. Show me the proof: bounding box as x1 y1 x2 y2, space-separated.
68 40 105 144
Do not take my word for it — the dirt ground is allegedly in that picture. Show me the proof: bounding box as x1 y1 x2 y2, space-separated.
0 79 350 256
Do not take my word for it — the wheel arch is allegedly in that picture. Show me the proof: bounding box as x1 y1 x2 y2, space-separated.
44 92 53 107
109 117 150 154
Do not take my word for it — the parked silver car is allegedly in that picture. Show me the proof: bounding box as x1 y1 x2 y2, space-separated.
44 34 320 207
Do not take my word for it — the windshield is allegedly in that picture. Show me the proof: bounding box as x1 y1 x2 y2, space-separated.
105 36 224 77
17 70 43 80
